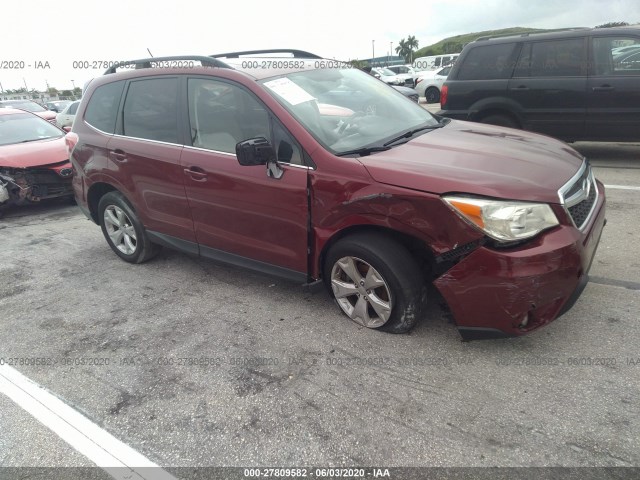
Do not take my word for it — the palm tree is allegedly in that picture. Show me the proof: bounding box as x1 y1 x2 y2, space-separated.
395 38 411 63
395 36 420 63
406 35 419 63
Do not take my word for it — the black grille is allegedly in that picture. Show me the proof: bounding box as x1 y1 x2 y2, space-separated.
568 179 597 229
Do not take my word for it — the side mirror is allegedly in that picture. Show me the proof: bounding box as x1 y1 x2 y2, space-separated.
236 137 276 166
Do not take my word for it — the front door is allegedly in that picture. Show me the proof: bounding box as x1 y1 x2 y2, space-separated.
180 77 309 279
587 35 640 141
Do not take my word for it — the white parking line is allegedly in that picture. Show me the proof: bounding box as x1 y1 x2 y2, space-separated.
0 365 176 480
604 184 640 191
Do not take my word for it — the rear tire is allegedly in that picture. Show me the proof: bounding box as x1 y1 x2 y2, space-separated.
480 114 519 129
324 233 427 334
98 191 160 264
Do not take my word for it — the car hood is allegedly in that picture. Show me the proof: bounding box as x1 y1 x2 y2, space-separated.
0 136 69 168
359 120 584 204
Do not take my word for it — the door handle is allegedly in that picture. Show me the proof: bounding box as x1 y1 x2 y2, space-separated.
110 150 127 162
592 85 615 92
184 167 208 182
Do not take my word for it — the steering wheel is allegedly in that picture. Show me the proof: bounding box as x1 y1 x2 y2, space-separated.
338 112 366 134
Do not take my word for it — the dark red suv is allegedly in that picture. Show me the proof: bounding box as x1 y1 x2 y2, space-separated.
67 51 606 340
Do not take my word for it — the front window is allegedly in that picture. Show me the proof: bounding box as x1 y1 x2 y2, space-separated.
261 68 438 155
593 37 640 75
0 112 63 146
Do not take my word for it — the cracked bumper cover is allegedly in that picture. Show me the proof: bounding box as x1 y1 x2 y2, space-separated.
433 190 606 340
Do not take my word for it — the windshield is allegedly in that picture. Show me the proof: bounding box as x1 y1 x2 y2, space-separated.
0 112 63 146
377 68 396 76
261 68 438 155
2 101 46 112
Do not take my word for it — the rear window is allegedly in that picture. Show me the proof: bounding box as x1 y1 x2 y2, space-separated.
456 43 518 80
84 81 125 133
122 78 179 143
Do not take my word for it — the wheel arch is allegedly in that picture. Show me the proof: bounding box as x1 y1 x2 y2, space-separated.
468 97 524 128
87 182 127 224
317 224 437 284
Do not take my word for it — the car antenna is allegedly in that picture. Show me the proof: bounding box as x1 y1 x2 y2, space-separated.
147 48 154 57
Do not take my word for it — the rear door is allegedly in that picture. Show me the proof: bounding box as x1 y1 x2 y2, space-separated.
179 77 309 279
587 35 640 140
508 37 588 139
108 76 196 243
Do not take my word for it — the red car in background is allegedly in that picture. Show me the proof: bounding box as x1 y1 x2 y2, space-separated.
0 100 58 123
0 108 74 214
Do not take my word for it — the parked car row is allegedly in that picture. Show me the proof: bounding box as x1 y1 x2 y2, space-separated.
371 67 416 87
370 63 453 103
1 99 81 129
0 100 57 123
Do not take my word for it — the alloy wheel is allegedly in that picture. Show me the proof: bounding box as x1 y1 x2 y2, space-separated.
103 205 137 255
330 256 393 328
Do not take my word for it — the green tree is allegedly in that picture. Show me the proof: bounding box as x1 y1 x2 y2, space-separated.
406 35 419 62
442 41 463 54
596 21 629 28
349 59 369 69
73 87 82 97
47 87 59 96
395 38 411 63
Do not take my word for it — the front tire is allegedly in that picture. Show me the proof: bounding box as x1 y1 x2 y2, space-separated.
98 191 160 264
324 233 426 334
425 87 440 104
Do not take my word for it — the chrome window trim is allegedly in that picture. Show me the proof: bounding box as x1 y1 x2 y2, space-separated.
183 145 314 169
110 133 183 147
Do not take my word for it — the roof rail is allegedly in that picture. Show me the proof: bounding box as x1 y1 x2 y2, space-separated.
475 27 592 42
103 56 232 75
210 49 323 59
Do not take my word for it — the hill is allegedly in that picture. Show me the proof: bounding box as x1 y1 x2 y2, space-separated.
414 27 556 57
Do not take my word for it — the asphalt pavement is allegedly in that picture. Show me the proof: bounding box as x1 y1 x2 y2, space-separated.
0 136 638 479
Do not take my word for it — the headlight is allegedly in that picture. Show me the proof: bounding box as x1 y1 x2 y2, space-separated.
443 196 559 242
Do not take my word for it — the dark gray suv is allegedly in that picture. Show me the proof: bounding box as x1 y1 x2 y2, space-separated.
438 27 640 142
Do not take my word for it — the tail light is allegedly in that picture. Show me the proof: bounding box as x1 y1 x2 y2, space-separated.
440 85 448 108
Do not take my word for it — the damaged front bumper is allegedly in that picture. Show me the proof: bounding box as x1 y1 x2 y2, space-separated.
0 161 74 207
433 187 606 341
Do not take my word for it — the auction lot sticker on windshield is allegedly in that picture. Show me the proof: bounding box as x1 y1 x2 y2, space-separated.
264 78 315 105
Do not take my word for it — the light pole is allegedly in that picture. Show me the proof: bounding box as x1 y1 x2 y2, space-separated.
71 79 76 90
372 40 375 65
390 42 393 64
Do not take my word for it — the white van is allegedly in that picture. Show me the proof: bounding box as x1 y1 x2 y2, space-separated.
413 53 460 71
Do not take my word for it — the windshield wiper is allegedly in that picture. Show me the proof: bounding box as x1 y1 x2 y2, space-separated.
383 123 445 147
336 146 391 157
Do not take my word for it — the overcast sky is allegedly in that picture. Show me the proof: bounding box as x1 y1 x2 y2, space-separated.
1 0 638 92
